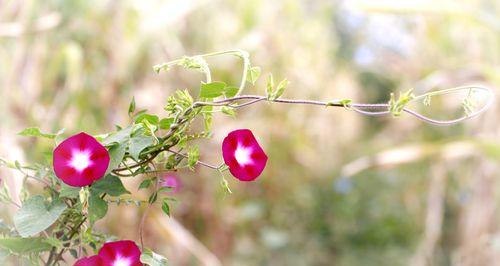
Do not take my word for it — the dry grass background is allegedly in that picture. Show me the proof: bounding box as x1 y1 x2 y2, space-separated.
1 0 499 265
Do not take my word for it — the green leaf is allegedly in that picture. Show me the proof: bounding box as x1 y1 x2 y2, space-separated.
88 192 108 224
59 184 80 199
0 158 17 170
221 106 236 117
0 182 12 204
135 114 159 125
13 196 66 237
200 81 226 98
338 99 352 107
423 95 431 106
202 106 213 132
247 66 261 85
140 248 169 266
102 126 133 146
129 135 155 160
138 179 153 190
159 118 174 130
178 56 208 73
266 74 274 99
220 177 232 194
128 97 136 116
148 192 158 204
462 89 477 116
91 174 130 197
161 199 170 216
14 160 21 170
18 127 56 139
270 78 289 100
157 186 173 193
176 90 193 106
187 146 199 170
224 86 239 98
142 119 158 135
43 237 63 249
133 109 148 119
0 237 52 254
388 89 415 117
177 135 188 149
79 187 90 206
153 63 169 74
105 142 126 175
69 249 78 259
163 197 177 202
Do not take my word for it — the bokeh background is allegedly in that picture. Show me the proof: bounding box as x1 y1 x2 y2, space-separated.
1 0 499 265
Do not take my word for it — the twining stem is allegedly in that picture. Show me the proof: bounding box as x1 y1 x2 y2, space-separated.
46 217 86 266
191 86 493 126
112 85 493 177
167 149 219 170
148 52 493 180
143 52 494 182
154 49 249 96
139 162 158 250
113 149 164 173
47 193 107 265
155 50 493 125
112 148 219 177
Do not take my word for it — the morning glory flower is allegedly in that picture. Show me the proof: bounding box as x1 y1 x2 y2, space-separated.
160 174 181 193
74 255 103 266
98 240 142 266
53 132 110 187
74 240 142 266
222 129 268 181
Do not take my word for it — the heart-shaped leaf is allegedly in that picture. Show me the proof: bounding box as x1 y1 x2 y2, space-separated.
0 237 52 254
14 196 66 237
88 192 108 224
91 174 130 196
129 135 155 160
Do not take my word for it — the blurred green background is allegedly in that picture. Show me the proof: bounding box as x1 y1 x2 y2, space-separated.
1 0 499 265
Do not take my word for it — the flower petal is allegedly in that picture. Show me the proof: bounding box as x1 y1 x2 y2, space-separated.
53 132 110 187
160 174 181 193
222 129 268 181
98 240 142 266
74 255 104 266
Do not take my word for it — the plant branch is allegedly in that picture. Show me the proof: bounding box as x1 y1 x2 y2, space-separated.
46 217 87 266
167 149 220 170
114 85 493 178
191 85 494 126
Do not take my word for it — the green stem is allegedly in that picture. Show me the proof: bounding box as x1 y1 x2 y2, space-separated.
154 49 249 95
412 85 491 102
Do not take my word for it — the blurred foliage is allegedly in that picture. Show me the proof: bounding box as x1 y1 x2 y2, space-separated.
1 0 499 265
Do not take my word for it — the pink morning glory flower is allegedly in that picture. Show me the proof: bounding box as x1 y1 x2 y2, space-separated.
98 240 142 266
53 132 110 187
160 174 181 193
74 240 142 266
74 255 103 266
222 129 268 181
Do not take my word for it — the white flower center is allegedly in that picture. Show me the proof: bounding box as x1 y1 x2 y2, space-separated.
234 144 252 166
68 149 92 172
113 256 131 266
